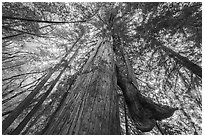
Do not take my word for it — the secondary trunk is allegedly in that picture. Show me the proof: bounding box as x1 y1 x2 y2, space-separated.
43 40 121 135
113 34 177 132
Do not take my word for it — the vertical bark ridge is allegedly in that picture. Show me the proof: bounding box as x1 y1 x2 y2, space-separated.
44 40 121 135
50 73 94 134
39 73 78 134
43 73 88 134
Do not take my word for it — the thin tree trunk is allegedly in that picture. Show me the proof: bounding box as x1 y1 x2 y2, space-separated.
2 37 81 134
159 42 202 78
10 66 67 135
21 101 52 135
43 40 121 135
2 33 23 40
2 65 60 133
2 16 87 24
39 72 79 134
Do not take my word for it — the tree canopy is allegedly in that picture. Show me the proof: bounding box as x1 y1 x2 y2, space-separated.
2 2 202 135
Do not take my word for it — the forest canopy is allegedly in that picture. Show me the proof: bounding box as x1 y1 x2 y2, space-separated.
2 2 202 135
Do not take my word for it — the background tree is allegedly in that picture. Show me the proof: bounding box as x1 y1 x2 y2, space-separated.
2 2 202 135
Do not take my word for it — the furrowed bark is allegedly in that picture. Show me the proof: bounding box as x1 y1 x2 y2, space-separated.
43 40 121 135
39 72 79 134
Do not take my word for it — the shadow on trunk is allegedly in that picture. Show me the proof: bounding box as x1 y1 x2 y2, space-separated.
116 65 178 132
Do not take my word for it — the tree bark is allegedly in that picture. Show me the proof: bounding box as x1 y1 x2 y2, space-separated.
156 40 202 78
113 34 177 132
2 64 60 133
39 72 79 134
2 16 87 24
43 40 121 135
2 37 81 134
10 66 67 135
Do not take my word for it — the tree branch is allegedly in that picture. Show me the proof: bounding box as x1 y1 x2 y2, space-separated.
3 16 87 24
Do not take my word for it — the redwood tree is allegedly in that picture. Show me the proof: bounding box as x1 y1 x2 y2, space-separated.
2 2 202 135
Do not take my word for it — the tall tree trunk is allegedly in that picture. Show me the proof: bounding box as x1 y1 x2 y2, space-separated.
43 39 121 135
